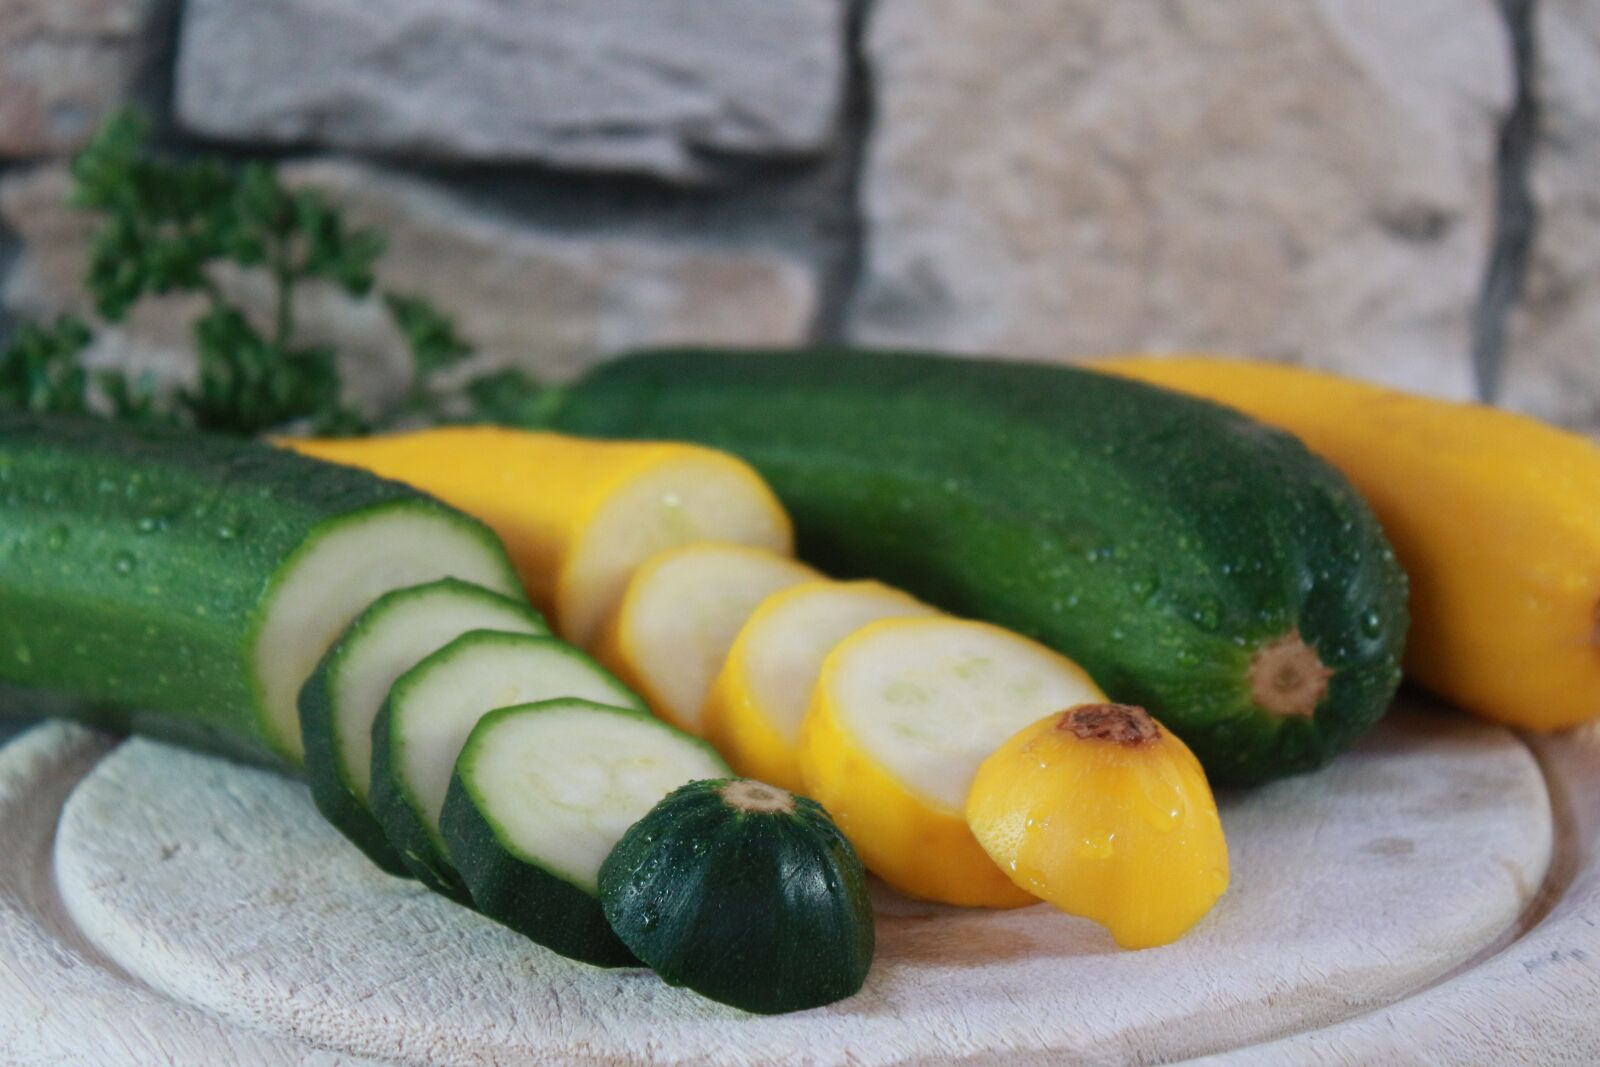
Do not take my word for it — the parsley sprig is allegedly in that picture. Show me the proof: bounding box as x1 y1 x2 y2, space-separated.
0 110 538 434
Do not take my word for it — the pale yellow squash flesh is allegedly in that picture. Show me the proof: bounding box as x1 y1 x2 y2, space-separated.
799 617 1107 908
703 579 939 791
593 543 819 735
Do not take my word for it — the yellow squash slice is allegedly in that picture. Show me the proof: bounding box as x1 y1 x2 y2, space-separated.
703 580 940 791
593 543 818 735
282 428 793 647
967 703 1229 949
799 617 1106 908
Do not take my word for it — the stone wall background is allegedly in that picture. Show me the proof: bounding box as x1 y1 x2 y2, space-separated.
0 0 1593 433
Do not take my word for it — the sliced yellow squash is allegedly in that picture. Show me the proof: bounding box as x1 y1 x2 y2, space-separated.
798 617 1107 908
594 543 818 735
967 703 1230 949
703 579 939 791
282 428 793 647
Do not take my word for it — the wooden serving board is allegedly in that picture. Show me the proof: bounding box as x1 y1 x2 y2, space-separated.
2 696 1598 1065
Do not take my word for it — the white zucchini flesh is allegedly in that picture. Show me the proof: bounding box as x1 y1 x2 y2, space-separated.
824 618 1107 810
741 580 939 746
562 455 794 648
607 543 817 733
326 583 546 803
388 633 645 846
458 701 730 892
256 507 523 761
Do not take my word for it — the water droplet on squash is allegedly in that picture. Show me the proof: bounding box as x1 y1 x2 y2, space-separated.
1359 610 1383 638
112 551 136 576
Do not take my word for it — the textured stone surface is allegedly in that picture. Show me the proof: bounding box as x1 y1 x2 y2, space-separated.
174 0 847 181
0 0 159 157
1501 0 1600 433
0 162 819 406
850 0 1513 399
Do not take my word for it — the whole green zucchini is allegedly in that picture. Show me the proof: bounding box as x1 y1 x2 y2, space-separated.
0 413 521 768
543 349 1409 785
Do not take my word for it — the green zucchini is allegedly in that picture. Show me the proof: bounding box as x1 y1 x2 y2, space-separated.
599 778 875 1014
440 699 729 967
543 348 1409 785
369 631 646 899
0 414 521 768
298 579 547 874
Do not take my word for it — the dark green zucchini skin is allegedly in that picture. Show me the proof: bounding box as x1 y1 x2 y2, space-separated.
599 778 874 1014
440 770 638 968
546 349 1409 785
298 655 411 877
0 413 441 769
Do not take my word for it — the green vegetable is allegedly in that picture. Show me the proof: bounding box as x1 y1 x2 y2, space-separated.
0 110 485 436
368 631 646 900
440 699 729 966
543 348 1409 786
0 413 522 768
298 579 547 874
599 777 875 1014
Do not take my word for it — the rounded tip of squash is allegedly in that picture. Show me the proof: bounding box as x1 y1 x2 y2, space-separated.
720 778 795 814
1249 630 1332 719
1056 703 1161 745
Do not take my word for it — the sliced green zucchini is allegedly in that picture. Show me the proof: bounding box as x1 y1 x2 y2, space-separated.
0 414 521 768
298 579 548 874
599 778 875 1013
369 631 645 899
441 699 729 966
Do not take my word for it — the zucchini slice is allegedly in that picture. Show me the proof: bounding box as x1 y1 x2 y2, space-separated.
298 579 547 874
441 699 729 966
285 428 795 647
703 579 938 791
369 631 645 899
799 616 1106 908
593 543 818 735
600 778 875 1014
0 414 521 768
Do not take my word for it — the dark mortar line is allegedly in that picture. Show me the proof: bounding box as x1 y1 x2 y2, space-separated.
1470 0 1541 404
810 0 878 345
0 161 21 348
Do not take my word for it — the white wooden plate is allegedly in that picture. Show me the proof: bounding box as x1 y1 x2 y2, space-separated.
2 696 1597 1065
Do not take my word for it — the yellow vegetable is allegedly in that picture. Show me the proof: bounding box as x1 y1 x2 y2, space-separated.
592 542 819 735
798 617 1106 908
1095 356 1600 732
966 703 1229 949
703 579 939 791
281 428 792 647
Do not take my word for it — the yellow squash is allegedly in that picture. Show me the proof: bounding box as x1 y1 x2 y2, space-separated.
282 428 793 647
592 542 819 735
702 579 939 792
966 703 1229 949
799 617 1107 908
1096 356 1600 732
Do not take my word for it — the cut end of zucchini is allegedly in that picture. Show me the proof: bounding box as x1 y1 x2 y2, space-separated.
256 500 522 763
1248 630 1333 719
561 452 793 647
380 631 646 855
322 580 546 803
719 779 795 815
455 699 730 895
600 543 817 734
825 617 1107 812
1057 703 1161 746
